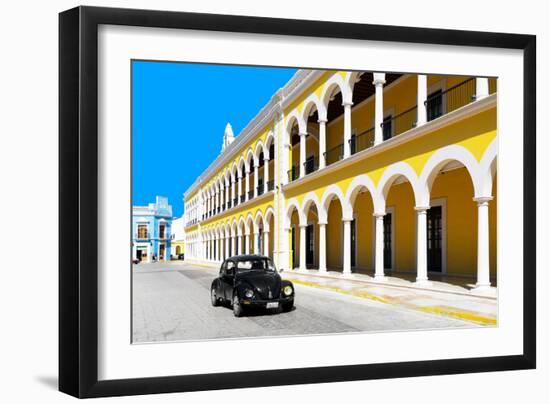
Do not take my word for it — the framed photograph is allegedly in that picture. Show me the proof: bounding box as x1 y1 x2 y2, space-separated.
59 6 536 398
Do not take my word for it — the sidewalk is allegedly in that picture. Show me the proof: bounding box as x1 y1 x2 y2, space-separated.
283 270 497 326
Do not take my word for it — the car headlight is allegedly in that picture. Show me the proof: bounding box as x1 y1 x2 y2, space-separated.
244 289 254 298
283 285 293 296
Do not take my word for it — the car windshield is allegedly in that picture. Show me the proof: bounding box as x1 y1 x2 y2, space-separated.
236 258 276 272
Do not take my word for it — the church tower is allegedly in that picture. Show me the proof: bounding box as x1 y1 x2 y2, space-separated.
221 122 235 152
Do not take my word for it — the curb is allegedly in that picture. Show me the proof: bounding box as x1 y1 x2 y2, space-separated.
290 279 496 326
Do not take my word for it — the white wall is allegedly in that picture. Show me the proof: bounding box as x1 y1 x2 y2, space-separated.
0 1 546 403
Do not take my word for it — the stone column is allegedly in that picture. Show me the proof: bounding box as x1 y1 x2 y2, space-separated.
264 229 270 257
237 174 242 204
415 206 429 283
253 163 259 197
245 168 250 202
245 234 250 254
474 197 493 289
319 222 327 272
225 182 229 209
343 102 353 158
264 158 269 193
237 235 243 255
476 77 489 100
374 212 386 281
253 231 260 254
231 178 236 207
225 236 230 260
342 219 352 274
299 132 307 178
299 224 307 271
373 73 386 146
318 119 327 169
417 74 427 126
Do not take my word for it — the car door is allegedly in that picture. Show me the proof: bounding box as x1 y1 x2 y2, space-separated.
222 260 236 300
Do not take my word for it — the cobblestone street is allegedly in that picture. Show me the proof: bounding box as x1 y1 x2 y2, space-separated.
132 262 478 343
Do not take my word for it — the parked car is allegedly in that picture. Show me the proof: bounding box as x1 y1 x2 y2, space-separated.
210 255 294 317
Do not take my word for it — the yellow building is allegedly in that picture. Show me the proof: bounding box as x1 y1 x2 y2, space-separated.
183 70 497 291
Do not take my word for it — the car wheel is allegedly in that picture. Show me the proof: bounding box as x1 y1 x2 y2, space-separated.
282 300 294 312
210 287 219 307
232 293 243 317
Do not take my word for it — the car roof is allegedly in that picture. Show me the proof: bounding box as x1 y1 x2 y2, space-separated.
229 254 269 262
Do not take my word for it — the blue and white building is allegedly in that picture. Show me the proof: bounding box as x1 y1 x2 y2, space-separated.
132 196 173 262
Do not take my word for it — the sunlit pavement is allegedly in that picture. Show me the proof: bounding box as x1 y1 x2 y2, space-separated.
132 262 483 343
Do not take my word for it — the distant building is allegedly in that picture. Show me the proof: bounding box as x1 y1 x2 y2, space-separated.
132 196 173 262
171 216 186 258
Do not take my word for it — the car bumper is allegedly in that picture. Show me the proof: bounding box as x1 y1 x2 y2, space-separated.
240 296 293 308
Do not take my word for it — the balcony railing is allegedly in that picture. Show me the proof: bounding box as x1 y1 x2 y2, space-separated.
257 185 264 196
233 197 238 206
425 77 476 121
240 194 245 203
383 105 418 138
304 156 319 175
350 127 375 155
267 179 274 191
248 190 254 200
324 143 344 166
287 165 298 183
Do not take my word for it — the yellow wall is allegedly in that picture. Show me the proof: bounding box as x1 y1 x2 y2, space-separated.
386 181 416 272
326 199 343 269
353 191 374 270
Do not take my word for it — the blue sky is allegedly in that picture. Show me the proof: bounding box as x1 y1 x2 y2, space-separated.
132 61 297 217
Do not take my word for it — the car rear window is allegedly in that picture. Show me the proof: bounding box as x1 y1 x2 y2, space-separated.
236 258 275 271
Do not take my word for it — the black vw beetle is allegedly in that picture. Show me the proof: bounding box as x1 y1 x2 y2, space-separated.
211 255 294 317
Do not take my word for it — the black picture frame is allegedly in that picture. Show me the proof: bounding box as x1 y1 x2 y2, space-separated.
59 5 536 398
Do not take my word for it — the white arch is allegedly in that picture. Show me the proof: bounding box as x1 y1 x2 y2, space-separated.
237 156 247 176
231 219 238 237
301 192 323 224
264 206 275 231
244 213 254 236
320 184 350 221
345 174 383 214
320 73 352 109
236 217 245 237
301 93 327 123
253 210 264 233
478 138 498 198
418 144 481 206
245 148 256 169
254 140 265 162
284 198 303 228
377 161 422 210
264 131 275 159
285 110 306 137
230 162 238 181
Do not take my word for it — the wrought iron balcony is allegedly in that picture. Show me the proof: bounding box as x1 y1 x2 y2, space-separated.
324 143 344 166
257 185 264 196
287 165 298 183
350 127 375 155
248 190 254 200
425 77 476 121
240 194 245 203
304 156 319 175
267 180 274 191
